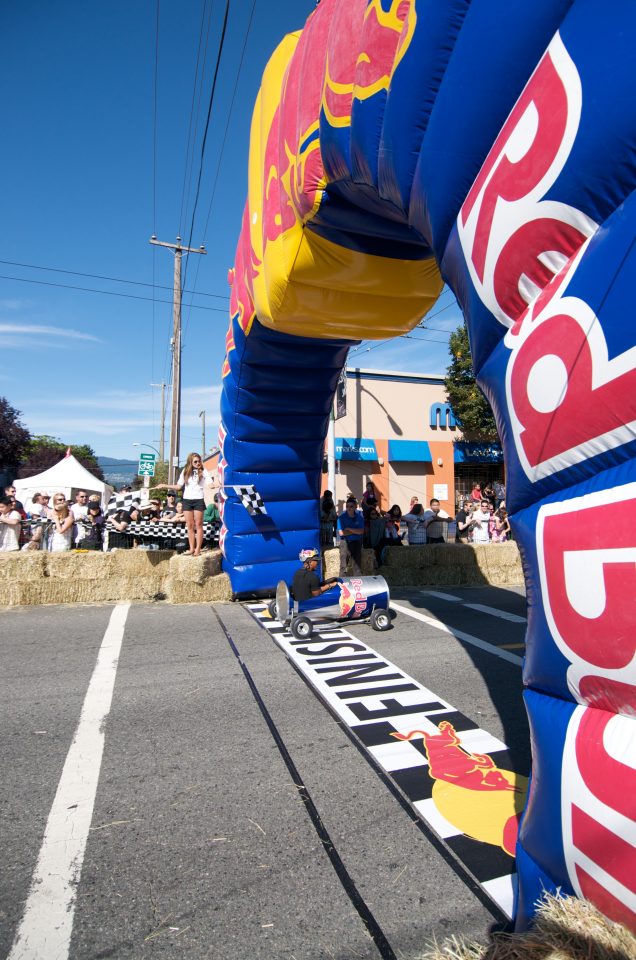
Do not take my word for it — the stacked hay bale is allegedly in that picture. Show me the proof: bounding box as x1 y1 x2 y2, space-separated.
322 547 375 580
165 551 231 603
0 551 173 605
322 543 522 587
0 553 48 605
379 542 523 588
0 549 233 606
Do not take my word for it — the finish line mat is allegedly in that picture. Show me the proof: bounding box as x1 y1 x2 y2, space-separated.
246 603 528 921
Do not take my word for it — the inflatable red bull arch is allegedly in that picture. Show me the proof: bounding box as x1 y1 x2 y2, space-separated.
218 0 636 931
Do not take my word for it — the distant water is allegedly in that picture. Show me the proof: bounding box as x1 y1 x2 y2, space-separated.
97 457 137 487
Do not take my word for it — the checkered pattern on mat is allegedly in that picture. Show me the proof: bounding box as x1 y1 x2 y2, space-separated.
246 602 527 921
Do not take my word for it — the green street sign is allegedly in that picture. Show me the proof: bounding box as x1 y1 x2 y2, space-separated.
138 461 155 477
138 452 156 461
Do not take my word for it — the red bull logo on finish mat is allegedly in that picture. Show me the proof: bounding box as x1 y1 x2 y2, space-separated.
393 723 527 857
248 602 529 919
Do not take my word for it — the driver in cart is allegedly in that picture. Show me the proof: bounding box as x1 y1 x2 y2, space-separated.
291 548 339 601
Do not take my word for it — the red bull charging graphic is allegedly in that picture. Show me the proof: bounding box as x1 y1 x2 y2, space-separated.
220 0 636 931
393 723 527 858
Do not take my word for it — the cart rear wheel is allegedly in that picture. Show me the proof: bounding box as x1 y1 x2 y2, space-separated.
290 615 313 639
371 608 391 632
267 599 277 619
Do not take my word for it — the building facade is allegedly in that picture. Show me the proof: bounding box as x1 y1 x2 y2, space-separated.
327 368 503 514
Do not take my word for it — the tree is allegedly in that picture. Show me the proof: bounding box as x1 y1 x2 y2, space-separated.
445 323 499 442
0 397 31 478
17 436 105 481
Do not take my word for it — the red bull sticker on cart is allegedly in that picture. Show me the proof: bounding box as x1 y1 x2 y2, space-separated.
247 602 528 920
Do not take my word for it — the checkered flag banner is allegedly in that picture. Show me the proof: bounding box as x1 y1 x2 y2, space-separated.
231 484 267 516
106 493 142 517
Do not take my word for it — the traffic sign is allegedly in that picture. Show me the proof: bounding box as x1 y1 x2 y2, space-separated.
138 452 156 462
137 460 155 477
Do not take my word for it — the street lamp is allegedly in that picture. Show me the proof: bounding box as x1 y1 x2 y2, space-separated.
133 442 161 458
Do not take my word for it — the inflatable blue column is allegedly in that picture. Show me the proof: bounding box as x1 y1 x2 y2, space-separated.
219 310 352 597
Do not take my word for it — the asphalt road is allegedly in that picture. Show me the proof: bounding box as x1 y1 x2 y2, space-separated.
1 586 529 960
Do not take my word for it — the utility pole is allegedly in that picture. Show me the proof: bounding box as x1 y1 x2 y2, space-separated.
199 409 206 457
150 235 206 483
150 381 166 463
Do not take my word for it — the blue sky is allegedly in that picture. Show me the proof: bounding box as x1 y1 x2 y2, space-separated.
0 0 461 463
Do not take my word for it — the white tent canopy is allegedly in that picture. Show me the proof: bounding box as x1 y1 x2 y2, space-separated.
13 454 114 509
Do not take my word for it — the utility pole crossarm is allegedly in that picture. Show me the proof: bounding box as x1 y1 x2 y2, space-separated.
149 236 207 255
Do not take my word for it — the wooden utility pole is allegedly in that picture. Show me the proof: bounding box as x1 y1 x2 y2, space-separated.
199 409 206 457
150 380 166 463
150 236 206 483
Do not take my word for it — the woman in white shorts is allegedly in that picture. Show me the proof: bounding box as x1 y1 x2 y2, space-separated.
160 452 214 556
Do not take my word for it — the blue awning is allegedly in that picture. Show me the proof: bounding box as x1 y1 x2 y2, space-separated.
335 438 378 461
454 441 504 464
388 440 432 462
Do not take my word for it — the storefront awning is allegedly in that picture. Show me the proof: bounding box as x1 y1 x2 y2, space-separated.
454 441 504 464
388 440 432 462
335 438 378 461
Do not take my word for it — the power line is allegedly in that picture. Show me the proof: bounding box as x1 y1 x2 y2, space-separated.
151 0 160 398
0 258 229 301
178 0 212 238
152 0 160 238
181 0 231 302
416 298 458 324
183 0 258 345
0 273 228 312
348 327 450 360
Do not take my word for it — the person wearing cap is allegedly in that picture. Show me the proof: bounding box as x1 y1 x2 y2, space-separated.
144 499 161 522
81 502 105 550
337 496 364 576
291 550 338 602
161 492 178 519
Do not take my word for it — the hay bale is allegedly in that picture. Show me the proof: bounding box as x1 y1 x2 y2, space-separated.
417 893 636 960
321 547 375 578
379 542 523 587
10 575 167 606
0 552 47 581
0 554 47 606
166 572 232 603
323 548 340 580
169 551 221 585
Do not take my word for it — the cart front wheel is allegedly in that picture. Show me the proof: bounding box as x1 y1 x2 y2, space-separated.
371 608 391 632
290 615 313 639
267 599 277 619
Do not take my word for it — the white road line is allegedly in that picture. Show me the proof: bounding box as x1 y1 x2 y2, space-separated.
464 603 527 623
390 601 523 667
8 602 130 960
419 590 527 623
420 590 462 602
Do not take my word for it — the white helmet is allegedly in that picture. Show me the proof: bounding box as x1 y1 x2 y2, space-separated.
299 548 320 563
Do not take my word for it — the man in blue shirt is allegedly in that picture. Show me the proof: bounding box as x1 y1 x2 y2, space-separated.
337 496 364 576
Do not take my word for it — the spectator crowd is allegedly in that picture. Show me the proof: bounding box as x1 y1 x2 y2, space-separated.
0 481 221 554
320 479 510 575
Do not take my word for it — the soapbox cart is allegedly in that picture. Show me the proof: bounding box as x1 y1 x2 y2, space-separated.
269 574 391 639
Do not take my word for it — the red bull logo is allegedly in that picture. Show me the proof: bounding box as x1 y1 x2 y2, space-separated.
562 707 636 930
505 247 636 482
322 0 415 126
459 34 596 330
350 577 368 616
338 577 368 618
393 722 527 856
338 582 355 617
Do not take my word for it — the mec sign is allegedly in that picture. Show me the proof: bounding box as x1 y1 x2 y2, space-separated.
429 402 457 430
